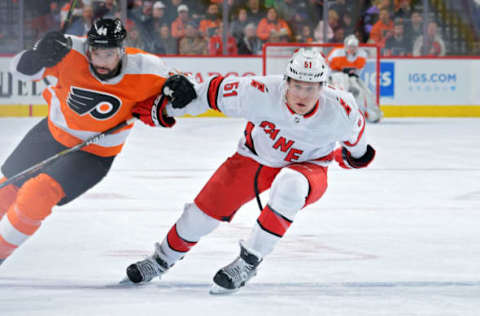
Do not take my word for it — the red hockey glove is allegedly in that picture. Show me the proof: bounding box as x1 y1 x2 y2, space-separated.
334 145 375 169
132 94 176 127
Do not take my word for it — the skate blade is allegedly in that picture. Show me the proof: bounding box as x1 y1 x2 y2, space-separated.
117 277 143 287
209 283 239 295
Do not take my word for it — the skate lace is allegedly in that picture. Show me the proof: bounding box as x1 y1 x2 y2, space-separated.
224 258 255 285
137 257 165 281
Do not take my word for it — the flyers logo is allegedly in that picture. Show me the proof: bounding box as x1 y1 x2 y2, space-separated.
67 87 121 120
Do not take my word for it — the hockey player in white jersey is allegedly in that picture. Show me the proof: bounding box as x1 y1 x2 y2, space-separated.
126 48 376 294
327 35 383 123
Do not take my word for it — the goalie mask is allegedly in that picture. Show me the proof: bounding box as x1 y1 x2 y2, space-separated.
285 48 327 83
344 34 359 56
87 18 127 80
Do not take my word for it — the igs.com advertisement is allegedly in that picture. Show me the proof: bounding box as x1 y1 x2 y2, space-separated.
365 59 473 106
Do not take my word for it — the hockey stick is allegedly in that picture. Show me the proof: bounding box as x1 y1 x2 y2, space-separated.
0 117 136 190
43 0 78 86
254 165 264 211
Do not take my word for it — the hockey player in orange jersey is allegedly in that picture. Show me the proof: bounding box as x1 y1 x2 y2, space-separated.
0 18 183 266
327 35 383 123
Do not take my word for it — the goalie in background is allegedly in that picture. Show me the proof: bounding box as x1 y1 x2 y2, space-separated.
327 34 383 123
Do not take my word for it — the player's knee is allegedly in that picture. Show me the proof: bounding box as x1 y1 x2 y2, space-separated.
269 168 309 219
175 202 221 241
16 173 65 221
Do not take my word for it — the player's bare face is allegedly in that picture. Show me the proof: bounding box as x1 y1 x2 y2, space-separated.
88 47 122 75
286 79 322 115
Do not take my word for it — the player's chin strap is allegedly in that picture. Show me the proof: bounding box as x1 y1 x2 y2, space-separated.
254 165 264 211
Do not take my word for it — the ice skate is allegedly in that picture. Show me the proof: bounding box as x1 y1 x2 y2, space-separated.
122 244 170 285
210 241 262 295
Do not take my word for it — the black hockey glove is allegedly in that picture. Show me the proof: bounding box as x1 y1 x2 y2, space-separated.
342 67 359 78
33 31 72 68
162 74 197 109
334 144 376 169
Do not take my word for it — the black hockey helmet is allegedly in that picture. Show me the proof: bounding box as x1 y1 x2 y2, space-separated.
87 18 127 48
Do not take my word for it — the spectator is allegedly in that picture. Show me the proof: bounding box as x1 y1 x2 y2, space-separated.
265 28 290 44
412 21 446 56
199 3 221 37
394 0 412 19
296 25 314 43
171 4 190 39
256 7 291 42
329 26 345 44
342 11 356 36
125 23 147 50
101 0 119 18
383 18 412 56
237 23 263 55
151 1 169 28
178 21 208 55
209 23 238 56
330 0 354 18
368 8 394 46
65 4 94 36
305 0 324 28
404 10 423 46
155 24 178 54
246 0 265 25
271 0 307 24
327 9 341 32
313 19 334 43
363 0 391 35
230 8 250 42
165 0 184 24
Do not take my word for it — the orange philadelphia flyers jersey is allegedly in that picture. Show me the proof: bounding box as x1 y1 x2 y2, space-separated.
11 35 171 157
327 47 367 72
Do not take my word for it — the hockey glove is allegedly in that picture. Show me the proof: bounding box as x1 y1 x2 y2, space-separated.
162 74 197 109
334 144 375 169
33 31 72 68
342 67 359 78
132 94 176 128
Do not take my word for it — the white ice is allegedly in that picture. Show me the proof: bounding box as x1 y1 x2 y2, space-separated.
0 117 479 316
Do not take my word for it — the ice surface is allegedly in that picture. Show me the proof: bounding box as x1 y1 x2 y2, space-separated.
0 117 479 316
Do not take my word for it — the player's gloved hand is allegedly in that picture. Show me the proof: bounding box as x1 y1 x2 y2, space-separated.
162 74 197 109
342 67 358 78
132 94 176 128
334 144 375 169
33 31 72 67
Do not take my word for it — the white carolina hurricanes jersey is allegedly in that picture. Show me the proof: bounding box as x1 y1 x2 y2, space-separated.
167 75 367 168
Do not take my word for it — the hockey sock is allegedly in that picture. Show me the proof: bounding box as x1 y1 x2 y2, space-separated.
0 177 19 220
0 173 64 260
157 203 220 267
245 168 309 257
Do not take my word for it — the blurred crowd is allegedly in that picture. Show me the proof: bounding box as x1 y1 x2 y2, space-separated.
19 0 458 56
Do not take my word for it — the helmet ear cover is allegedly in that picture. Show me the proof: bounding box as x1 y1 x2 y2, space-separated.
285 48 327 83
87 18 127 48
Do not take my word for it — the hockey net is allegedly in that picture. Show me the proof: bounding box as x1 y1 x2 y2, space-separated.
262 43 381 105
